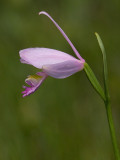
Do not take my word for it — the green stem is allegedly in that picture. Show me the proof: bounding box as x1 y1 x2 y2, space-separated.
95 33 120 159
105 100 120 160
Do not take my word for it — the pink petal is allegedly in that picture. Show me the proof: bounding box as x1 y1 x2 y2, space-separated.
19 48 78 69
43 59 84 79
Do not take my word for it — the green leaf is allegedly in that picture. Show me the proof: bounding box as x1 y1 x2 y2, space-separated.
84 62 106 101
95 32 110 101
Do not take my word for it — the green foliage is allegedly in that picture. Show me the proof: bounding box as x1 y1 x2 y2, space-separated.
95 32 109 100
84 62 105 101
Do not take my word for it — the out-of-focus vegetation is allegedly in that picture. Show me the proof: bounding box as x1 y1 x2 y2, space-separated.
0 0 120 159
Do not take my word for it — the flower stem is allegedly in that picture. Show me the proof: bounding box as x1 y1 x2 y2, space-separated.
105 99 120 160
95 32 120 159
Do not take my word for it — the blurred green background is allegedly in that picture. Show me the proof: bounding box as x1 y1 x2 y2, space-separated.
0 0 120 159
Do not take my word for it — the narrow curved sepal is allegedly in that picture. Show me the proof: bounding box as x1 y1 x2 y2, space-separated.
39 11 85 61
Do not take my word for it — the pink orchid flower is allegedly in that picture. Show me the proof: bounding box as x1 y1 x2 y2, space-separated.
20 11 85 97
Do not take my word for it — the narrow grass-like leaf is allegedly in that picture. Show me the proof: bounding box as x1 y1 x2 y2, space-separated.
84 62 106 101
95 32 110 100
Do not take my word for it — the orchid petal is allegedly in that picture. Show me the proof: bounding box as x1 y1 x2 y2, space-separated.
19 48 79 69
39 11 85 62
22 72 47 97
43 60 84 79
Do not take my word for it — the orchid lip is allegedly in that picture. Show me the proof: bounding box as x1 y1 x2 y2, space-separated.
22 72 47 97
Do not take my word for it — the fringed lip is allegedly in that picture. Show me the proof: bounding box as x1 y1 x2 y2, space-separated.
22 72 47 97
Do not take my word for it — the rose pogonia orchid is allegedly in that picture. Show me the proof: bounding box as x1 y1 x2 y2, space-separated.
20 11 85 97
